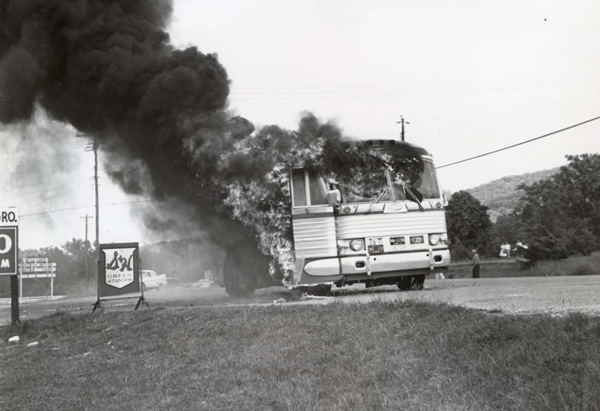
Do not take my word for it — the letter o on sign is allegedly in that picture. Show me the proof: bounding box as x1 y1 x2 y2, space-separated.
0 227 17 275
0 234 11 254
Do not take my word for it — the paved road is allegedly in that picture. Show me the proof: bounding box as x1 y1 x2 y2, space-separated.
326 275 600 315
2 275 600 326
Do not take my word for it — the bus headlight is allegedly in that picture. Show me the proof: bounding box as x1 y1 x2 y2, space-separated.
350 239 364 252
337 239 365 254
429 233 448 246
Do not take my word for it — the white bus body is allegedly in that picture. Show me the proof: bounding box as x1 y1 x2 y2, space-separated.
289 140 450 290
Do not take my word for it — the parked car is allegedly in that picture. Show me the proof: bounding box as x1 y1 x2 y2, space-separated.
141 270 168 291
192 279 213 288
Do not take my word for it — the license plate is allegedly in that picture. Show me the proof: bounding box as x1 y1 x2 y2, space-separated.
410 236 424 244
368 245 384 254
390 237 405 245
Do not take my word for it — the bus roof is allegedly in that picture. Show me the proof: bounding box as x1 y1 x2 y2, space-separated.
349 139 431 157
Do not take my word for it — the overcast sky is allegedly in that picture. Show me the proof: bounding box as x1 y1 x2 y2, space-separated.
3 0 600 249
169 0 600 191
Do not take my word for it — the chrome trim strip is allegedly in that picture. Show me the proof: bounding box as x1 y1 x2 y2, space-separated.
292 212 335 220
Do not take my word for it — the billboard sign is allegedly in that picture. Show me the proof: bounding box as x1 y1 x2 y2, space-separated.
20 257 54 272
0 227 18 276
19 257 57 277
98 243 141 299
0 207 18 276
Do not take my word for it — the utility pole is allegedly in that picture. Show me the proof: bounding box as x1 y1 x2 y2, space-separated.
397 116 409 142
80 214 93 280
78 133 101 281
81 213 91 244
93 137 99 271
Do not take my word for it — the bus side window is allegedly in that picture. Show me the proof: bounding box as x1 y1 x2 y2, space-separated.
291 169 307 206
308 172 327 205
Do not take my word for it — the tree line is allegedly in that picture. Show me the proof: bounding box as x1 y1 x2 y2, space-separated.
446 154 600 262
0 239 96 298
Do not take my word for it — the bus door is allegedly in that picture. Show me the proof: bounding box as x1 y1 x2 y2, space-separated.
290 168 339 282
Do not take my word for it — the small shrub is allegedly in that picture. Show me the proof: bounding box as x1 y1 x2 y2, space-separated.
568 263 596 276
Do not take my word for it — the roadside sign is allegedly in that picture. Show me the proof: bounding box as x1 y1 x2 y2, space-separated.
18 257 58 298
97 242 141 299
20 257 57 274
0 226 18 276
1 207 19 326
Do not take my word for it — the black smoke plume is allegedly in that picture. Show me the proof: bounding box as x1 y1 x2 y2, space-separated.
0 1 237 237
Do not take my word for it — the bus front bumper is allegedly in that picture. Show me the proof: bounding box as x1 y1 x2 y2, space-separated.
295 248 451 286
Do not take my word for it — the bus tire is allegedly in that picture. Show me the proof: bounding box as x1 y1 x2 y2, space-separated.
412 274 425 290
224 250 255 298
397 275 425 291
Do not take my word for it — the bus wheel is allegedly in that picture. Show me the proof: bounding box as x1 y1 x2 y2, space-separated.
412 274 425 290
224 252 255 298
397 275 425 291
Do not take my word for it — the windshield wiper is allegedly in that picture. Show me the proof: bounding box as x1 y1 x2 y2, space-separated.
397 180 425 211
365 186 389 214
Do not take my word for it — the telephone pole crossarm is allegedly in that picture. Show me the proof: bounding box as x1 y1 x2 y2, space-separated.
396 115 410 142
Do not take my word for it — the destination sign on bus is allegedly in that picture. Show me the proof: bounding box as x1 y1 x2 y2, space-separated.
410 235 424 245
390 237 406 246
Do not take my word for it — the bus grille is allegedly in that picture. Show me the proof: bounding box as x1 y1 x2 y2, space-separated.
292 217 337 258
337 211 446 239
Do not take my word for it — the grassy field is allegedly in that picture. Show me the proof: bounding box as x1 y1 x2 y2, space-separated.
1 300 600 411
447 251 600 279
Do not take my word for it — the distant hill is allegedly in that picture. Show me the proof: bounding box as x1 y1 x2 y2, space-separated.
466 168 559 222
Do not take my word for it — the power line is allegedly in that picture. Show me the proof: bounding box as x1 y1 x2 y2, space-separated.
19 199 160 218
436 115 600 169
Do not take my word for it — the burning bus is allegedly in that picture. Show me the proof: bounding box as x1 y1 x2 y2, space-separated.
222 138 451 296
0 2 449 299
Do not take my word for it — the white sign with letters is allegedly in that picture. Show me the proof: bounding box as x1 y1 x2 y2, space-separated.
0 208 18 275
0 208 18 227
102 247 135 289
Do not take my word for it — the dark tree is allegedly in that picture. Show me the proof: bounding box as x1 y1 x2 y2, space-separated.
62 239 96 279
511 154 600 262
446 191 493 259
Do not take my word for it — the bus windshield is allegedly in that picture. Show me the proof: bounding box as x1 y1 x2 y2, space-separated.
334 158 440 204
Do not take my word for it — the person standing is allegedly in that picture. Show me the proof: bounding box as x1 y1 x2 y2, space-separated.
471 249 480 278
